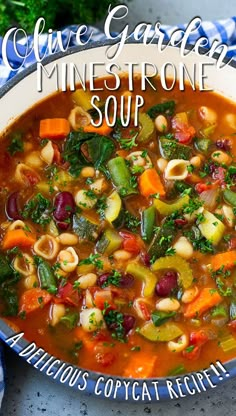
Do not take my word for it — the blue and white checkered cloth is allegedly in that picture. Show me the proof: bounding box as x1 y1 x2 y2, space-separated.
0 15 236 405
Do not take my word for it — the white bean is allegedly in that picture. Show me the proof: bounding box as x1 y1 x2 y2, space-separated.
198 106 217 125
190 156 201 168
181 286 199 303
77 273 97 289
80 308 105 332
113 250 132 261
156 298 180 312
50 303 66 326
56 233 79 245
173 236 193 260
211 150 232 165
157 157 168 172
90 178 108 194
155 115 168 132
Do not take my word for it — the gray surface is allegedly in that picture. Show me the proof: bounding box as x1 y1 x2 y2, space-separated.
2 0 236 414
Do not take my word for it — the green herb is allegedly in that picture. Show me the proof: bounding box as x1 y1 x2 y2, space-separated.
96 196 107 219
124 210 141 231
211 304 228 318
215 278 232 297
152 310 176 327
183 198 203 215
185 345 195 353
0 0 119 35
79 254 104 270
187 164 195 174
104 310 125 342
131 346 141 351
60 312 79 329
22 193 52 226
7 133 24 155
100 270 122 288
118 132 139 150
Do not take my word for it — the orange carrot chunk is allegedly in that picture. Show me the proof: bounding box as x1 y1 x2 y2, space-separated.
211 250 236 271
184 287 222 319
39 118 70 139
2 229 36 250
123 351 157 378
83 119 112 136
19 288 52 314
139 168 165 198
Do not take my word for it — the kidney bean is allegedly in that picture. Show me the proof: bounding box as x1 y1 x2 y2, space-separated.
119 273 134 288
97 273 110 288
6 192 22 220
123 314 136 334
140 251 151 267
155 271 178 297
174 218 188 227
53 192 75 228
215 138 231 152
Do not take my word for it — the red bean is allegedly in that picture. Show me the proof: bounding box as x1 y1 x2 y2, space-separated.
123 314 135 334
216 139 231 152
53 192 75 229
6 192 22 220
119 273 134 288
140 251 151 267
155 271 178 297
97 273 110 288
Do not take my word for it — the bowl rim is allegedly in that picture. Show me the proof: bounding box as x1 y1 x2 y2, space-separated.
0 39 236 402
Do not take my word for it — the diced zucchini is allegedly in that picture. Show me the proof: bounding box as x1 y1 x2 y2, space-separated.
159 137 192 160
104 191 122 224
173 112 188 125
141 206 156 243
96 229 122 255
223 189 236 207
139 322 183 342
220 335 236 352
154 194 189 216
198 209 225 246
137 113 154 143
126 262 157 297
72 214 99 242
194 137 212 154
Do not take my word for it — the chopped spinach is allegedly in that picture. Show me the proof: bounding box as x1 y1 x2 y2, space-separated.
152 310 176 327
147 100 176 118
7 133 24 155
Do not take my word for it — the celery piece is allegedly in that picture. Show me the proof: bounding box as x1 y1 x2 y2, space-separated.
151 255 193 289
126 262 157 297
154 194 190 216
71 89 93 111
220 335 236 352
199 124 216 138
137 113 154 143
198 209 225 246
96 229 122 255
139 321 183 342
141 206 156 243
223 189 236 207
107 157 137 197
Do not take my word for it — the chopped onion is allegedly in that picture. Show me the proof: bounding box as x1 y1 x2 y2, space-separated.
199 188 219 210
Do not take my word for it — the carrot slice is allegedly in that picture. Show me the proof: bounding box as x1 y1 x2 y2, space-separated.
2 229 36 250
39 118 70 139
211 250 236 271
19 288 52 314
184 288 222 318
123 351 157 378
83 119 112 136
139 168 165 197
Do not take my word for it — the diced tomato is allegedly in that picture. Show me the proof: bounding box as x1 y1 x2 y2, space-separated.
228 320 236 330
229 238 236 250
195 183 210 193
172 119 196 144
190 330 209 346
52 143 61 164
119 231 141 254
138 300 151 321
182 345 201 360
212 166 226 186
24 170 40 186
57 282 80 306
